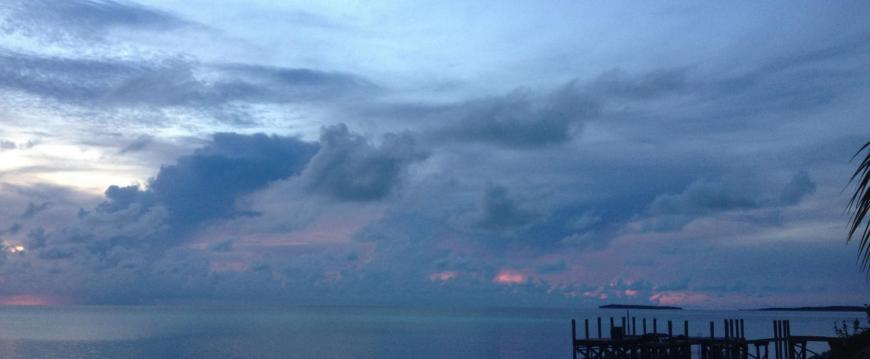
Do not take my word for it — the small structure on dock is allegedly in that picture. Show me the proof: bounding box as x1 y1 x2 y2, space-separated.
570 316 841 359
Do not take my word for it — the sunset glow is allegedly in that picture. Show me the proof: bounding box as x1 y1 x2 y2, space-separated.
494 271 527 285
0 295 61 306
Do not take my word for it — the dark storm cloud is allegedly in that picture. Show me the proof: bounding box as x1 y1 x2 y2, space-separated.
642 172 817 231
647 180 759 217
0 50 376 118
477 184 535 230
0 0 192 41
433 82 600 148
304 124 427 201
12 123 427 288
777 171 816 206
101 132 319 237
0 132 322 302
648 172 817 217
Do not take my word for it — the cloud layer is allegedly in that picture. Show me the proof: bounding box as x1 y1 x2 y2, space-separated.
0 0 868 307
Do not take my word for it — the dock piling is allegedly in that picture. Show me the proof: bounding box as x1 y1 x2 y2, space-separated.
571 319 577 359
584 319 589 340
572 318 829 359
597 317 602 338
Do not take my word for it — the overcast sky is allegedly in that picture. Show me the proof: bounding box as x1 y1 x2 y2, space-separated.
0 0 868 308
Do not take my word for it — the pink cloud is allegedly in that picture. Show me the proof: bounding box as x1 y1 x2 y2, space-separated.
0 295 66 306
494 270 527 284
649 291 710 306
429 271 458 282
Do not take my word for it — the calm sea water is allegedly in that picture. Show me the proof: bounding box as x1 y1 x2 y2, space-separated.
0 305 863 358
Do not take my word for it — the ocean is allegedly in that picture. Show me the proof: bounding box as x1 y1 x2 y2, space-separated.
0 305 863 358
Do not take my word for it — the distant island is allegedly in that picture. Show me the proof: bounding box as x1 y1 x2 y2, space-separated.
599 304 683 310
746 306 868 313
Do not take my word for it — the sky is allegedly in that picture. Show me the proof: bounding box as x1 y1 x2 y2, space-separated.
0 0 868 308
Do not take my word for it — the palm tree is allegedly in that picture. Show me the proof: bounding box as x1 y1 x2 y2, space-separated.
848 140 870 272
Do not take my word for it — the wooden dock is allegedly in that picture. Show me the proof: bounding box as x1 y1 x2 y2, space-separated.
570 317 841 359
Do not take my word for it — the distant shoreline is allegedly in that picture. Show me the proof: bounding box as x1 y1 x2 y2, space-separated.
744 306 868 313
599 304 683 310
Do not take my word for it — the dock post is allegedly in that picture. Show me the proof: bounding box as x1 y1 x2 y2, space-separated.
610 317 614 335
684 320 688 337
643 318 647 335
732 319 737 338
730 319 735 338
572 319 577 359
653 318 658 334
584 319 589 339
739 319 745 338
724 319 729 340
774 320 781 359
632 317 636 336
708 321 714 359
597 317 602 338
785 320 792 359
622 316 626 331
668 320 673 337
725 319 731 358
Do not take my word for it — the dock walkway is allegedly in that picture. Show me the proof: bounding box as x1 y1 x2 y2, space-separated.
571 317 839 359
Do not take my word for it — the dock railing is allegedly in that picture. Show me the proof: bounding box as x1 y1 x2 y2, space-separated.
571 317 840 359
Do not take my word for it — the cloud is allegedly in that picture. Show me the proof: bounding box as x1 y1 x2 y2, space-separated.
118 135 153 154
0 0 192 42
589 67 690 100
138 132 319 235
641 172 817 231
0 50 376 122
0 2 867 307
477 184 535 230
777 171 816 206
0 138 37 151
304 124 427 201
0 124 427 303
647 180 758 217
434 82 600 148
20 201 52 219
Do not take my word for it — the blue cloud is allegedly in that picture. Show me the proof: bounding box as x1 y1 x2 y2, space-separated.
435 82 600 148
305 124 427 201
1 0 193 42
97 132 318 240
0 50 376 122
477 184 535 230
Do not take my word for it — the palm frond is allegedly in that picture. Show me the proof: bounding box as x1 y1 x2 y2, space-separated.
847 140 870 272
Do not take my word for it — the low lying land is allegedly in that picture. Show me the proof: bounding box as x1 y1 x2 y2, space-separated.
599 304 683 310
746 306 868 312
